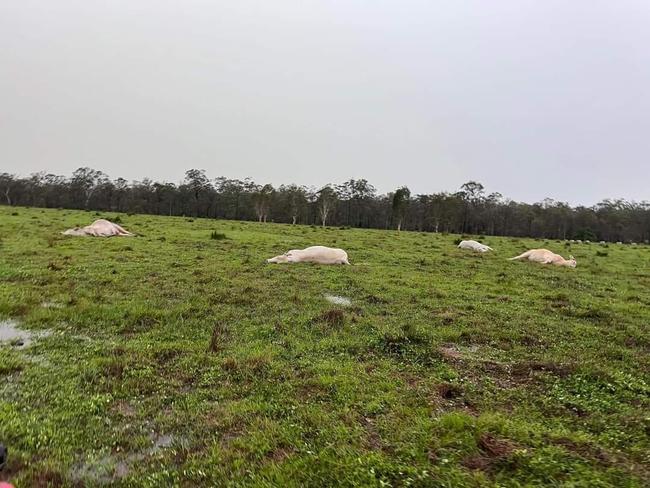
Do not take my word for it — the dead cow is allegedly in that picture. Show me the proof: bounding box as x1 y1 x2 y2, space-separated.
458 240 492 253
63 219 134 237
508 249 576 268
267 246 350 265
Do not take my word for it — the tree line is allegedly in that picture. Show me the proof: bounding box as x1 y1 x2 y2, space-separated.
1 168 648 242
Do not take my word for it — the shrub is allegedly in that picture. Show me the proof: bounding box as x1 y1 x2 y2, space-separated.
210 231 227 240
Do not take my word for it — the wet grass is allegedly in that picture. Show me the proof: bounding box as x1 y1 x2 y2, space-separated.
0 206 649 487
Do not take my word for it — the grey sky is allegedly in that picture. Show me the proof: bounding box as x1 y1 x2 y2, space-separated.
1 0 649 205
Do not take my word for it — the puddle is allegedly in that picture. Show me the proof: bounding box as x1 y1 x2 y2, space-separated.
70 454 121 484
149 433 174 453
70 433 180 483
0 319 52 348
324 295 352 307
114 461 130 479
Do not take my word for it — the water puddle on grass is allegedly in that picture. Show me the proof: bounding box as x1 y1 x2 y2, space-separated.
324 294 352 307
70 455 119 485
149 433 175 454
69 433 180 483
0 319 51 349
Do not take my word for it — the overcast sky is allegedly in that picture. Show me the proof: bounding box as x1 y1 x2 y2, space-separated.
1 1 649 205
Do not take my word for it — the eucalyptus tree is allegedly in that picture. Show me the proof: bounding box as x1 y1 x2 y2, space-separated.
0 173 15 205
317 185 338 227
253 184 275 223
278 184 309 224
70 167 109 209
391 186 411 231
183 169 211 217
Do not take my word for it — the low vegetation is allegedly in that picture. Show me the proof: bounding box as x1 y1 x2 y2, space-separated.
0 207 648 487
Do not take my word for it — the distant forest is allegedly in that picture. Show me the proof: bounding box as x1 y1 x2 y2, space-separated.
1 168 649 242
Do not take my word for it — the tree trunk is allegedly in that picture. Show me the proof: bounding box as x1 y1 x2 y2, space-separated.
320 205 329 227
84 188 95 210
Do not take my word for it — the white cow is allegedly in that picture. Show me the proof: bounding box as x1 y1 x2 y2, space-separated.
508 249 576 268
267 246 350 265
63 219 134 237
457 240 492 253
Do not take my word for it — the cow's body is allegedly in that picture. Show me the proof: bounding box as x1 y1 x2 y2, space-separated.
267 246 350 265
63 219 134 237
508 249 576 267
458 240 492 253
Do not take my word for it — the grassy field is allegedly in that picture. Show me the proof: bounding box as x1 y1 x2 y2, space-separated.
0 206 648 487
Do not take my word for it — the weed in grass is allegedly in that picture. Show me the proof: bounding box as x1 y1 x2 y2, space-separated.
208 322 229 353
313 309 346 328
210 231 228 240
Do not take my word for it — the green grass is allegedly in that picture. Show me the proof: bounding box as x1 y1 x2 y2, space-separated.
0 207 648 487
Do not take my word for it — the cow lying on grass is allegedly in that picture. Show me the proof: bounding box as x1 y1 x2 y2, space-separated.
458 240 492 252
267 246 350 265
508 249 576 267
63 219 134 237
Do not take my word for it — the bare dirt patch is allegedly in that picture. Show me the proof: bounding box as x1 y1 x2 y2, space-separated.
312 309 346 328
462 433 518 472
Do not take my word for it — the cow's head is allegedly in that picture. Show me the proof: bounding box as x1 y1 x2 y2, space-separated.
567 255 577 268
62 228 86 236
267 251 298 264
